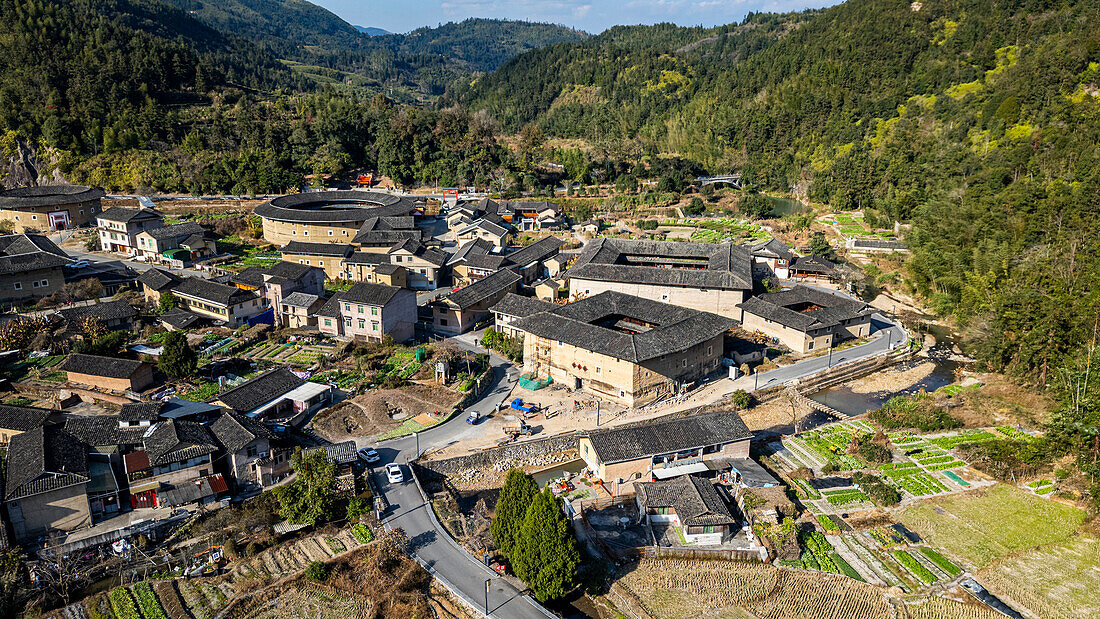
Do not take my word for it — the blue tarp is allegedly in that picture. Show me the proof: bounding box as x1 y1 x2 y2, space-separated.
247 308 275 326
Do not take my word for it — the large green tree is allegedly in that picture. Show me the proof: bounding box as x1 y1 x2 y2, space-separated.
158 331 197 378
275 449 336 526
490 469 538 558
511 488 580 602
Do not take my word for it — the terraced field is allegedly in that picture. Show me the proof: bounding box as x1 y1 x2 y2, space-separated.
977 534 1100 619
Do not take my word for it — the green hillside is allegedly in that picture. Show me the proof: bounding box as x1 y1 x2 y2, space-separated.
457 0 1100 381
163 0 363 50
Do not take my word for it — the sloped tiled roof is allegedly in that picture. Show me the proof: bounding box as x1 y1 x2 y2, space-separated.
440 269 521 310
57 299 137 325
510 291 734 363
214 368 304 414
502 236 564 268
388 239 446 266
0 404 54 431
737 285 870 332
635 474 737 526
159 308 204 330
280 241 353 257
0 234 71 275
447 238 493 265
489 293 557 319
566 238 752 291
96 206 162 223
137 268 181 292
5 425 89 500
172 277 258 307
143 420 218 465
749 238 795 262
120 401 164 422
585 410 752 464
340 282 405 307
789 255 836 275
61 353 146 379
209 410 276 453
63 415 121 446
281 292 322 308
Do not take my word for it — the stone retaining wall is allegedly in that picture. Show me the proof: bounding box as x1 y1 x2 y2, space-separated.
418 432 581 478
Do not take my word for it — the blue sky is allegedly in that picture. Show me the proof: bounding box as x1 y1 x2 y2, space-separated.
313 0 836 34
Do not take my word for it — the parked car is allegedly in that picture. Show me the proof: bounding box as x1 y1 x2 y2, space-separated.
466 411 481 424
385 463 404 484
357 447 380 464
65 259 90 270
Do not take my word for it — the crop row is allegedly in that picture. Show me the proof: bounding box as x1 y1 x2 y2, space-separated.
924 461 965 471
928 431 995 449
132 582 167 619
109 588 141 619
892 550 937 584
826 490 870 505
918 547 962 576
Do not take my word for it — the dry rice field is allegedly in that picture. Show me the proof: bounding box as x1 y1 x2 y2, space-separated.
977 534 1100 619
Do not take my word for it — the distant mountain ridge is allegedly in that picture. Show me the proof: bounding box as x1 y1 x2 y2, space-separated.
354 26 389 36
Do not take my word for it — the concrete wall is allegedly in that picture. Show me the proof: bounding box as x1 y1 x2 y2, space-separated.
6 483 91 542
1 199 100 234
568 277 746 320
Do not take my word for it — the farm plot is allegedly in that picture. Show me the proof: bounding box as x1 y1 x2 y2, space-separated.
617 558 895 619
902 596 1005 619
783 423 868 471
232 585 376 619
898 484 1086 568
976 534 1100 619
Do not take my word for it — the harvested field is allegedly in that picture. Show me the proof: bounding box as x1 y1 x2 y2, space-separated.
898 484 1085 568
153 580 191 619
977 534 1100 619
310 384 458 441
618 558 895 619
902 596 1005 619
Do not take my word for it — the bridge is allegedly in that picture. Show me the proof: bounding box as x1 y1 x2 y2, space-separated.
696 174 742 188
785 385 844 421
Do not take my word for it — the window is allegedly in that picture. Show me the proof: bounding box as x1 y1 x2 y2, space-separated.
32 281 39 288
299 259 304 264
13 282 20 291
31 215 36 220
420 269 426 275
292 230 296 235
328 230 333 236
303 230 309 236
304 259 310 265
394 256 402 263
595 366 601 374
707 346 713 356
371 307 378 316
358 305 364 313
682 359 687 367
440 318 449 326
247 445 258 458
661 294 669 302
324 319 331 327
371 321 379 331
557 341 563 347
807 341 815 351
344 303 351 311
342 230 347 235
358 319 365 329
344 317 351 327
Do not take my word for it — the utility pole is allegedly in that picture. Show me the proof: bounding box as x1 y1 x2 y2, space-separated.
596 400 600 426
414 432 419 459
827 341 833 368
484 578 491 616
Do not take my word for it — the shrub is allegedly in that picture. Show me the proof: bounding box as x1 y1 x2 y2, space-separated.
852 472 901 506
870 395 963 432
304 561 328 582
352 523 374 544
729 390 754 409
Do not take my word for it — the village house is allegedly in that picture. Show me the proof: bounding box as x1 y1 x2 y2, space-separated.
788 255 837 283
748 238 795 280
279 292 324 329
0 404 58 446
565 238 753 320
134 222 215 264
209 368 333 427
452 236 564 287
96 206 164 255
169 277 265 327
431 268 522 335
510 291 734 407
480 199 563 231
228 261 325 327
316 282 417 342
208 411 282 493
0 185 104 233
279 241 354 279
0 233 72 307
489 293 556 339
122 419 222 509
351 216 423 250
578 410 753 494
136 268 182 305
738 285 873 355
635 474 739 546
61 353 154 393
845 238 908 255
4 425 92 542
387 239 446 290
455 218 513 249
57 299 137 331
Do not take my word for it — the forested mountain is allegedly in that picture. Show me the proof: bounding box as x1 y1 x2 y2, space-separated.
457 0 1100 383
354 26 389 36
373 18 588 73
163 0 363 51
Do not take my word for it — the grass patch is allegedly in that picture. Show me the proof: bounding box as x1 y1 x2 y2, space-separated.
898 484 1086 567
918 547 962 576
351 523 374 544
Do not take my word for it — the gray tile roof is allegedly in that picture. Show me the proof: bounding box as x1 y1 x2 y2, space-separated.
585 410 752 464
306 440 358 465
489 293 557 319
214 368 304 414
447 239 493 265
737 285 870 332
510 291 734 363
120 401 164 422
159 308 203 329
138 268 181 292
566 238 752 291
464 253 509 271
316 293 343 318
749 238 795 262
172 277 259 307
143 222 205 241
57 300 137 325
635 474 737 526
5 425 89 500
63 415 121 446
0 185 104 208
789 255 836 274
231 261 319 287
339 282 404 307
441 269 521 310
851 238 906 250
374 263 403 276
280 241 354 257
0 233 70 275
143 419 218 465
351 229 422 246
343 251 389 265
458 219 510 238
255 191 415 224
281 292 321 308
389 239 446 266
0 404 54 431
61 353 146 379
96 206 162 223
208 410 275 453
502 236 564 268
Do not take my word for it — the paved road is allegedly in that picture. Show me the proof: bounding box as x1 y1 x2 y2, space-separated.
363 344 550 618
728 312 907 393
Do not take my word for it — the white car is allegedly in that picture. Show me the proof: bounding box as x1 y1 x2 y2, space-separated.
385 463 404 484
66 260 90 270
358 447 380 464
